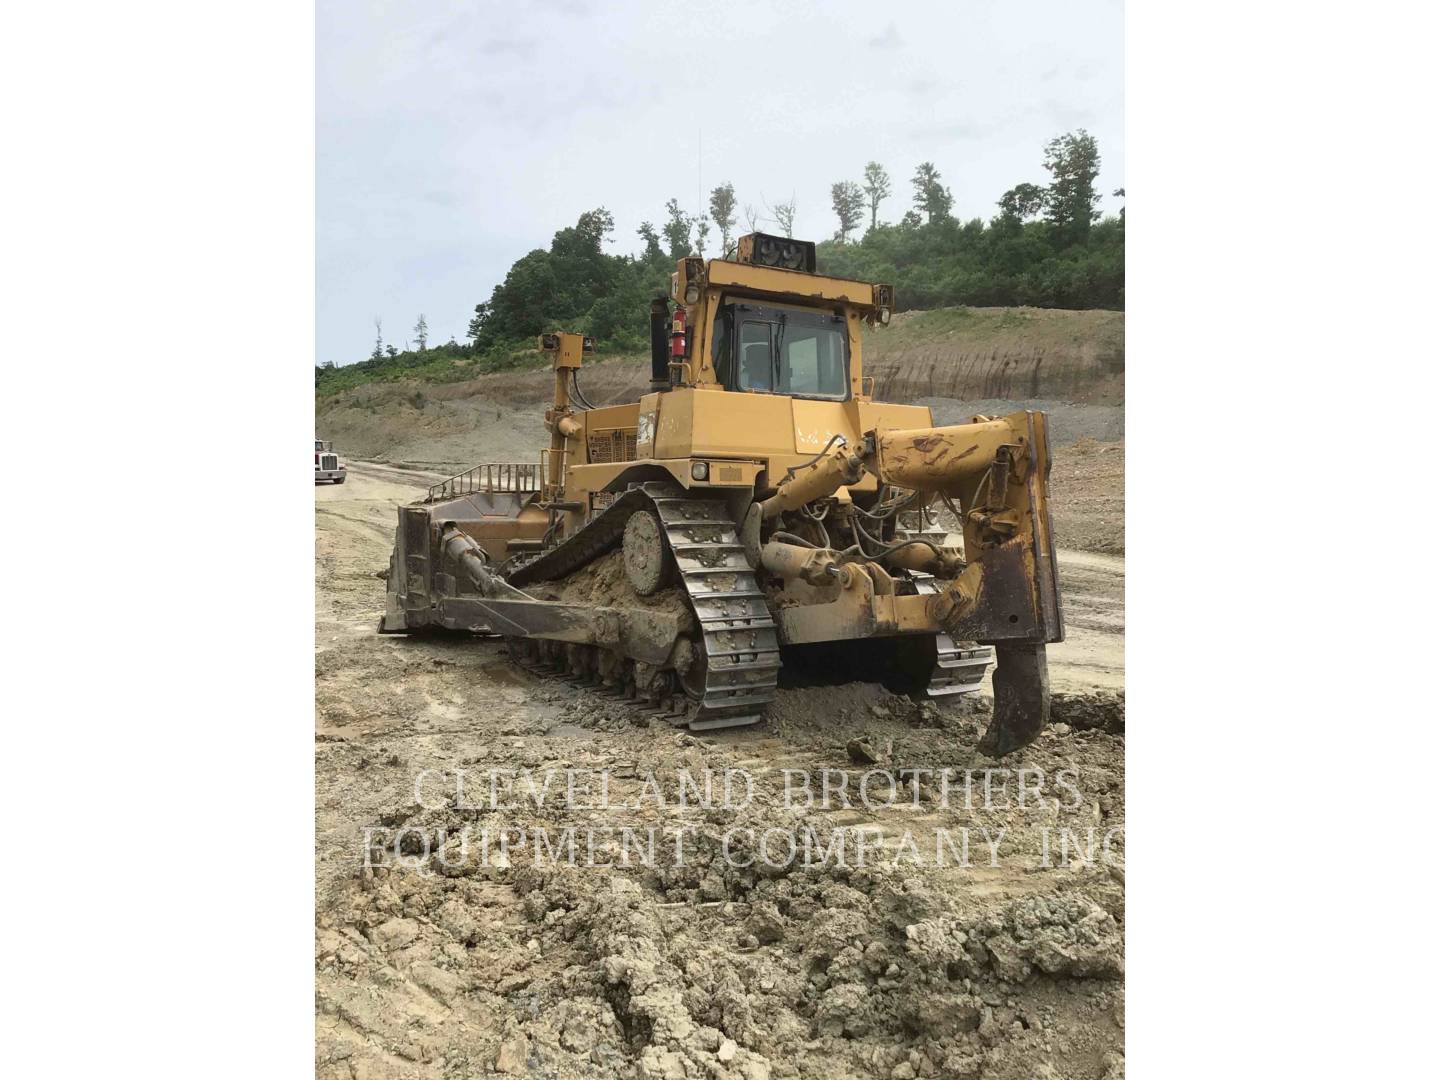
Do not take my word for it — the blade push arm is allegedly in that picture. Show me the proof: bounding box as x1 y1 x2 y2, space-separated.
863 411 1063 648
755 412 1064 755
867 411 1064 755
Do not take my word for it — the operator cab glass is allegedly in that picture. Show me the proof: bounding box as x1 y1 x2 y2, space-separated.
713 302 849 400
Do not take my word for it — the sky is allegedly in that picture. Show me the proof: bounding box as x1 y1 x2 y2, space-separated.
317 0 1123 365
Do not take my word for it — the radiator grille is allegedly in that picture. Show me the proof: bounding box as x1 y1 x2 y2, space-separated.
587 429 638 463
320 454 338 470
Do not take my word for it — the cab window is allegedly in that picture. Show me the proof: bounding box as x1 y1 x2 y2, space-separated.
717 303 849 399
711 310 732 386
738 322 773 391
779 323 847 396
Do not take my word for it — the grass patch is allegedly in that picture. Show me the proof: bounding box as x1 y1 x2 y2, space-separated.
862 305 1121 360
315 340 550 400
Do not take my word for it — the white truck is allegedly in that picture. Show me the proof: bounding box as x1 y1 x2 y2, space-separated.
314 439 346 484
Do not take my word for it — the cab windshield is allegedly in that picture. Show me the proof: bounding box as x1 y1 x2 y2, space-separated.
714 303 849 399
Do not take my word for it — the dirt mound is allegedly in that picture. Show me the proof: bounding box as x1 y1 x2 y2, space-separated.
541 549 691 619
1051 692 1125 735
327 715 1127 1079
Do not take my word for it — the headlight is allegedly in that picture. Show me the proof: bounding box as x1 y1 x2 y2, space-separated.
682 257 705 306
691 461 709 481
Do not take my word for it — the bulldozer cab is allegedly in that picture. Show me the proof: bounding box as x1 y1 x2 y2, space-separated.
664 233 889 403
712 302 851 400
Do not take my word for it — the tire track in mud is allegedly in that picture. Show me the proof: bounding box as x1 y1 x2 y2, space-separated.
315 504 397 544
1057 553 1125 637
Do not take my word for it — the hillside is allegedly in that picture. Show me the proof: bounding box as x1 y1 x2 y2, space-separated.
862 306 1123 405
315 305 1124 470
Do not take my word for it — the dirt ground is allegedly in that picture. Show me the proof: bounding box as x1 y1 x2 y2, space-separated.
1048 442 1125 556
316 461 1125 1079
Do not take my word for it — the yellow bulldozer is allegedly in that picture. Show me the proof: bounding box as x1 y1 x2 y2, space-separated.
381 233 1063 754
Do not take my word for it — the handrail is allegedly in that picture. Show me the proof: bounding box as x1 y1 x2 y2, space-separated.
426 461 541 502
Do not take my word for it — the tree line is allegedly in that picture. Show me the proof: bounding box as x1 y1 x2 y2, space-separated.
819 131 1122 311
318 130 1121 392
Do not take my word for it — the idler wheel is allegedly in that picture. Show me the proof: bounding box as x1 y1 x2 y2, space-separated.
623 510 673 596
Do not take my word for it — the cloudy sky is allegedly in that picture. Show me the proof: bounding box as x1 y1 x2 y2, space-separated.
317 0 1123 365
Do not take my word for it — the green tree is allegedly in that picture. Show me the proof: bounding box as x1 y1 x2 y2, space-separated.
997 182 1048 224
663 199 692 259
830 180 865 243
466 303 488 342
862 162 891 232
1042 130 1101 243
769 195 797 238
709 182 737 257
911 162 953 225
694 215 711 258
413 313 428 351
636 221 665 262
574 207 615 250
467 208 659 356
371 318 384 361
468 248 559 348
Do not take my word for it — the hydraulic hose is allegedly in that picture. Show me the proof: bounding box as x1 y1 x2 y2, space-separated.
570 369 595 411
784 433 847 478
771 531 819 549
850 513 951 563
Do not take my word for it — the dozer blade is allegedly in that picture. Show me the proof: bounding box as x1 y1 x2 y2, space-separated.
979 643 1050 757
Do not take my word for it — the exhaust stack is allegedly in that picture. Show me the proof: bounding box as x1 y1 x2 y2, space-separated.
649 296 670 391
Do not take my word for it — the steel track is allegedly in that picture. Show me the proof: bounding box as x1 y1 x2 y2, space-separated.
509 482 778 730
508 483 984 727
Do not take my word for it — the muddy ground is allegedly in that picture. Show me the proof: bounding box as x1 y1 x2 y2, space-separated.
316 460 1125 1079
